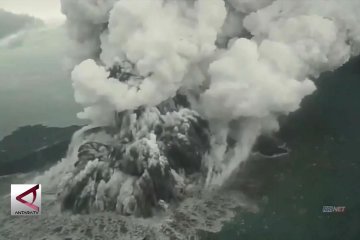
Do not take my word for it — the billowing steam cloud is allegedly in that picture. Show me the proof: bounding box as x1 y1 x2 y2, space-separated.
44 0 360 217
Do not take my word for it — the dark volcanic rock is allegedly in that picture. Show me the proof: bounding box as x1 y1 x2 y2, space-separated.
59 99 210 217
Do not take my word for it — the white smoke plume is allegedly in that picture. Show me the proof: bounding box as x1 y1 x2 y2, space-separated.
49 0 360 215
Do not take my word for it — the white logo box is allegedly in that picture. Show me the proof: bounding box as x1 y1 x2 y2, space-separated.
11 184 41 216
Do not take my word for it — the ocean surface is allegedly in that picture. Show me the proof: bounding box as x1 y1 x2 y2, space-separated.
0 26 83 139
201 56 360 239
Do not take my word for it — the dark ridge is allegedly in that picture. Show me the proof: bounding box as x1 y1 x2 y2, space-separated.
0 125 80 175
0 9 44 39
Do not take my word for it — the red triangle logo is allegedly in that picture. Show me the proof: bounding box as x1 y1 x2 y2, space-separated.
15 184 40 212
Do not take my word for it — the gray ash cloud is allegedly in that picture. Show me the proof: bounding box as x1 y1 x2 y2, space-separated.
36 0 360 224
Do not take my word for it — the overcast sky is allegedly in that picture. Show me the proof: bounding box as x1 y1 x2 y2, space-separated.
0 0 64 21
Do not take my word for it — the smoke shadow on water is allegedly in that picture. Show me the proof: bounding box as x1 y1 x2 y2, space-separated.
200 56 360 240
